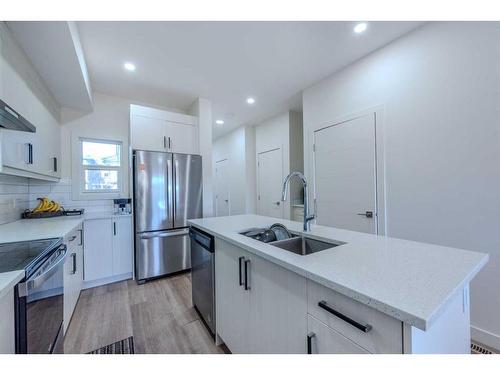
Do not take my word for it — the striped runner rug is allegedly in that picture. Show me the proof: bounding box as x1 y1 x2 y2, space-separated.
87 337 135 354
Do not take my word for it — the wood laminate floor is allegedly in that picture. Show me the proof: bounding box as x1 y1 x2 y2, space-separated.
64 272 225 354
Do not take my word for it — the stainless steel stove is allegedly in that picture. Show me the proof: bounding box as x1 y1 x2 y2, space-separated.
0 238 67 354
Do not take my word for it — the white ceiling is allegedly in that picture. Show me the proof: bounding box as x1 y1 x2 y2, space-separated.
76 22 423 138
7 21 93 111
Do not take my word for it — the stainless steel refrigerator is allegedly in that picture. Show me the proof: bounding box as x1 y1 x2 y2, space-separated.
133 150 202 283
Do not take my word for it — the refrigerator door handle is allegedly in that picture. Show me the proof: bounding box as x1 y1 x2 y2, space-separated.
139 229 189 240
167 156 174 226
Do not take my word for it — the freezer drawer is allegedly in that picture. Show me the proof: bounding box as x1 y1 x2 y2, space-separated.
135 229 190 281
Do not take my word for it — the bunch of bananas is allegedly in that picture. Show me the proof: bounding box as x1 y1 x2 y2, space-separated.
32 197 63 213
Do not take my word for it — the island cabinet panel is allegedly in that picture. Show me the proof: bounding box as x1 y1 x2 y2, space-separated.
307 279 403 353
215 239 250 354
215 239 308 353
307 314 369 354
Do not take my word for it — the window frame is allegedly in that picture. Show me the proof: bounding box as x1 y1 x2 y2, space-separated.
72 136 124 200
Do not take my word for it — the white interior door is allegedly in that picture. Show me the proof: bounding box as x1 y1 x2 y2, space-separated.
257 148 284 219
215 159 230 216
313 114 378 234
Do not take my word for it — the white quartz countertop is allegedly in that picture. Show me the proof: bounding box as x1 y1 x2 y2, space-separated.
188 215 488 331
0 216 83 244
0 270 24 299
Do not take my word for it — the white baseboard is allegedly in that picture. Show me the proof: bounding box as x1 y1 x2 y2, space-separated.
83 273 132 290
471 324 500 351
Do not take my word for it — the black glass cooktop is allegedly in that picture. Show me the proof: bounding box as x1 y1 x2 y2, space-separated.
0 238 61 274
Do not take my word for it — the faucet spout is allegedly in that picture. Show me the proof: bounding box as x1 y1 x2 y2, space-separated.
281 171 315 231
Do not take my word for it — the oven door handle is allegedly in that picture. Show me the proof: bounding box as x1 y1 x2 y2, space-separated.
18 245 68 297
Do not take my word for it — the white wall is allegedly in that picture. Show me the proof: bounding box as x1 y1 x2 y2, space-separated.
189 97 214 217
254 111 304 219
244 126 257 214
213 126 256 215
60 92 133 197
303 22 500 348
255 112 291 219
0 22 61 224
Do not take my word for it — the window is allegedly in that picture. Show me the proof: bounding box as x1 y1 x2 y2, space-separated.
79 139 122 194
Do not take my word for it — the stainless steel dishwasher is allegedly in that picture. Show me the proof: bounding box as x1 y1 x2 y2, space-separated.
189 226 215 335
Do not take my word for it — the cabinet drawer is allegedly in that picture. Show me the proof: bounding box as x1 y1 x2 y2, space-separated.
65 224 83 249
307 314 369 354
307 280 402 353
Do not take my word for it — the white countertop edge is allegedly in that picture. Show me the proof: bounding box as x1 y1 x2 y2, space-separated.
188 220 488 332
0 270 25 299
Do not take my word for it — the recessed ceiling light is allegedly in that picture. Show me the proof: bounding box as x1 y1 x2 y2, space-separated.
215 119 224 125
354 23 367 34
124 62 136 71
246 97 256 105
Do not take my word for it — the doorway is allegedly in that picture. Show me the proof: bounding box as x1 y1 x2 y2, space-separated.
313 112 383 234
215 159 230 216
257 148 284 219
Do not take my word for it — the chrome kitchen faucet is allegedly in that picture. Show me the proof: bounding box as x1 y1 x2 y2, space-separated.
281 171 315 231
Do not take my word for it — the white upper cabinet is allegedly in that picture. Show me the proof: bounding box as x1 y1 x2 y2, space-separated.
130 104 198 155
130 115 165 152
0 26 61 181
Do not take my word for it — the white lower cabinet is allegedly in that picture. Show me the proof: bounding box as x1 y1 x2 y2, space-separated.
216 239 307 353
0 288 15 353
112 216 134 275
63 224 84 333
83 216 133 286
215 240 249 354
307 314 369 354
215 239 404 354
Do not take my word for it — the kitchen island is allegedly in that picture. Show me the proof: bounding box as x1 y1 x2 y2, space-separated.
189 214 488 354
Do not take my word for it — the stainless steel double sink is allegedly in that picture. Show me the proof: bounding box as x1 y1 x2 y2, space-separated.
271 235 344 255
240 225 345 256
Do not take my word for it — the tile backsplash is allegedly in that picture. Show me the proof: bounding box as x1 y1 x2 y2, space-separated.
0 175 30 225
28 177 114 214
0 175 115 224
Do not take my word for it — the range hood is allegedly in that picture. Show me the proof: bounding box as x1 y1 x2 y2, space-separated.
0 99 36 133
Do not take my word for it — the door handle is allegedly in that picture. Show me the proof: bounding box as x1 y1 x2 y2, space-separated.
244 259 251 290
357 211 373 218
113 221 117 235
163 136 167 149
53 157 58 172
238 256 245 286
168 137 171 149
307 332 315 354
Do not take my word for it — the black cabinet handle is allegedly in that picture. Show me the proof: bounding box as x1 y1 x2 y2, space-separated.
70 253 77 275
307 332 315 354
113 222 117 235
244 259 251 290
168 137 171 149
238 256 245 286
53 157 57 172
26 143 33 164
78 229 83 246
318 300 372 332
